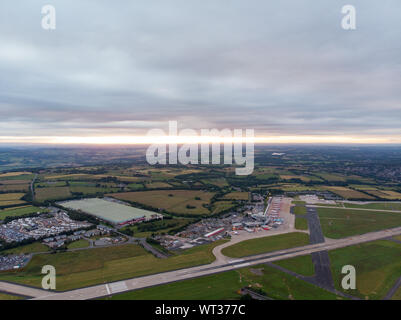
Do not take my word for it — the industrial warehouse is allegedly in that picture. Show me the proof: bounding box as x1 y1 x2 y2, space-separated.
59 198 163 226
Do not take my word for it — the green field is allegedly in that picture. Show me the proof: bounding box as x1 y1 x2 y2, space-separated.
317 207 401 239
69 186 120 195
67 239 90 249
325 186 375 200
0 192 26 207
293 206 307 215
392 286 401 300
0 206 48 220
104 270 243 300
211 201 236 214
239 264 340 300
144 182 172 189
120 217 195 238
291 200 306 206
221 232 310 258
127 183 145 190
315 172 347 182
222 192 249 201
201 178 229 188
365 190 401 200
295 216 308 230
329 240 401 300
343 202 401 211
273 254 315 277
35 181 67 188
0 183 29 192
0 241 226 291
35 186 71 202
0 174 34 181
0 292 23 300
109 190 216 215
1 242 49 254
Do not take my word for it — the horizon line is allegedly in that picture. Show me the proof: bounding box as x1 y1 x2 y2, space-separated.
1 135 401 145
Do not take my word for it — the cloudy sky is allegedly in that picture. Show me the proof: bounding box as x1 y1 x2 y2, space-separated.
0 0 400 144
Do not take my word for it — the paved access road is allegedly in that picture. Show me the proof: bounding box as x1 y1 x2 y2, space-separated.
0 226 398 300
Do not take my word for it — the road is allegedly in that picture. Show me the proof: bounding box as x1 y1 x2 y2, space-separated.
1 226 400 300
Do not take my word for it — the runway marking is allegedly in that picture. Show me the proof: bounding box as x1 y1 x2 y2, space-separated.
234 262 250 268
105 284 111 295
110 281 128 293
229 259 244 264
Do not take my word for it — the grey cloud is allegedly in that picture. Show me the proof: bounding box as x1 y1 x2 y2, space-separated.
0 0 400 140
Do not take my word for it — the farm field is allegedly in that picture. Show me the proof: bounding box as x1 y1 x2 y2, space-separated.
120 217 196 238
0 193 25 201
0 180 30 192
0 193 26 207
201 178 229 187
35 187 71 202
96 175 142 182
221 232 310 258
0 171 31 178
0 174 34 181
69 185 120 195
211 201 236 214
280 175 320 182
329 240 401 300
127 183 145 190
108 190 215 215
0 180 31 185
61 198 158 224
43 174 92 180
365 190 401 200
325 186 375 200
0 241 225 291
0 205 48 220
222 192 249 201
317 207 401 239
273 184 319 192
144 182 172 189
35 181 67 188
254 173 278 180
314 172 347 182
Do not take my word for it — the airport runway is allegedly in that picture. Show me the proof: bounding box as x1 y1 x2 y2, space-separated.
1 226 399 300
305 206 334 290
306 206 325 244
309 251 334 290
